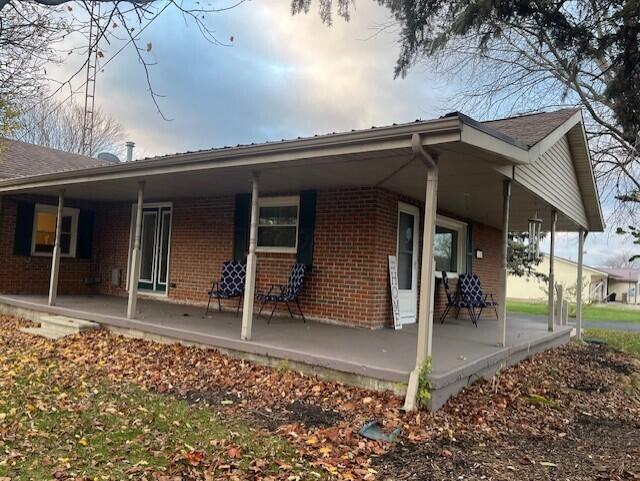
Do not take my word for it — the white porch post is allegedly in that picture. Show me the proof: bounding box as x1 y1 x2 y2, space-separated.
403 165 438 412
497 179 511 347
48 189 65 306
127 181 145 319
548 209 557 331
576 228 585 340
241 174 259 341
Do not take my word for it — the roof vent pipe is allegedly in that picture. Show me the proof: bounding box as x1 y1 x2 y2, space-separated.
411 133 437 168
125 141 135 162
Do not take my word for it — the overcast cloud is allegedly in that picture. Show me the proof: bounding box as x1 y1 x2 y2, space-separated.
45 0 637 267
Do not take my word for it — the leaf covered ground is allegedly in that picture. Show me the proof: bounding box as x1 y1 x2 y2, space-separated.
1 316 639 480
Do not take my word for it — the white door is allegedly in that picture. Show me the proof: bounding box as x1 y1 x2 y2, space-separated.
397 203 420 324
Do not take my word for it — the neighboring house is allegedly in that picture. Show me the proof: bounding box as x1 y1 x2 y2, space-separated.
0 108 604 410
598 268 640 304
508 255 609 303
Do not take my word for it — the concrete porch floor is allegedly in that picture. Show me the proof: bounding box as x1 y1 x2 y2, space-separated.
0 294 572 407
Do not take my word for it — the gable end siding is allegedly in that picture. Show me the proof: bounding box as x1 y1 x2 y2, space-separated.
514 135 588 228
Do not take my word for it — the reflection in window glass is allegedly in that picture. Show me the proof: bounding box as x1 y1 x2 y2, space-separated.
434 226 458 273
257 201 299 249
397 212 414 289
140 213 157 281
259 206 298 225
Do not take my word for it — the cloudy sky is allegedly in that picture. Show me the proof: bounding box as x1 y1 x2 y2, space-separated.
47 0 636 267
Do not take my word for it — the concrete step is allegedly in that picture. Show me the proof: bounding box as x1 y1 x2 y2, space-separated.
20 326 75 340
39 315 99 333
19 315 99 340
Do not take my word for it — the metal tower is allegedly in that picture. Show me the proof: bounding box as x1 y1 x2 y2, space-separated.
80 2 100 156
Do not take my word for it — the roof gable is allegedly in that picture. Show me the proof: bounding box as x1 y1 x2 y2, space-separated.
482 109 580 148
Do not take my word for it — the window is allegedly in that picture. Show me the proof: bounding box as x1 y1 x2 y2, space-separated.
257 196 299 252
434 215 466 276
31 204 79 257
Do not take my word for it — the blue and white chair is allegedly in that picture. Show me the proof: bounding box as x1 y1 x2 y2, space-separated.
457 272 499 326
206 260 246 315
257 263 307 324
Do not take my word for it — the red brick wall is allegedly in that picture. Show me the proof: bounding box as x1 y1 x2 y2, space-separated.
167 196 235 302
92 202 131 296
0 188 502 329
0 196 97 295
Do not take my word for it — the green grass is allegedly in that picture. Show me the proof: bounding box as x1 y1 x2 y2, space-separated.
0 352 317 480
507 299 549 316
507 299 640 323
584 328 640 358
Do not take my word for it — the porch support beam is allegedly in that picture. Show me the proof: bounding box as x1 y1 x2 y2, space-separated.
548 209 557 331
241 173 259 341
576 229 585 340
127 181 145 319
48 189 65 306
404 164 438 412
497 179 511 347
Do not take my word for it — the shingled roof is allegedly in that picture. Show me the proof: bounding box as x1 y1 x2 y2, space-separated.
482 108 580 147
0 138 112 179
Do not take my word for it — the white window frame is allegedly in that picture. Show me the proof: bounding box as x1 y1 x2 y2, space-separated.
31 203 80 258
434 214 467 279
256 195 300 254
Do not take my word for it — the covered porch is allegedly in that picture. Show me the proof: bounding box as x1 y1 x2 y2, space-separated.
0 293 572 410
0 111 602 410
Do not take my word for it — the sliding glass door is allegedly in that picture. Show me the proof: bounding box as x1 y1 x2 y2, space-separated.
138 206 172 293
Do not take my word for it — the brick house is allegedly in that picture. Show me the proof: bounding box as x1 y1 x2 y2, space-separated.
0 109 604 409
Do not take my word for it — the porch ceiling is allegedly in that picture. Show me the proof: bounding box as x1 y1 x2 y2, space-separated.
7 140 580 232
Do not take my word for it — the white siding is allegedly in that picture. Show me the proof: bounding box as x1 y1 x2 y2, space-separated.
514 135 588 228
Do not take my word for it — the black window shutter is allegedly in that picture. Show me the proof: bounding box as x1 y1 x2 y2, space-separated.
233 193 251 261
13 201 34 256
76 209 94 259
297 190 317 267
466 223 473 273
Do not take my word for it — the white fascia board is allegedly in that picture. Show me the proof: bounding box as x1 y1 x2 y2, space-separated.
0 117 463 194
459 122 530 165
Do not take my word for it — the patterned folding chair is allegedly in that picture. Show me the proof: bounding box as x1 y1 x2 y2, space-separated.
206 260 246 315
439 271 460 324
457 272 499 327
257 263 307 324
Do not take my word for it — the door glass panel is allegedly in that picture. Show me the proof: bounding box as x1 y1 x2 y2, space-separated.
397 212 414 290
140 213 157 282
158 211 171 285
